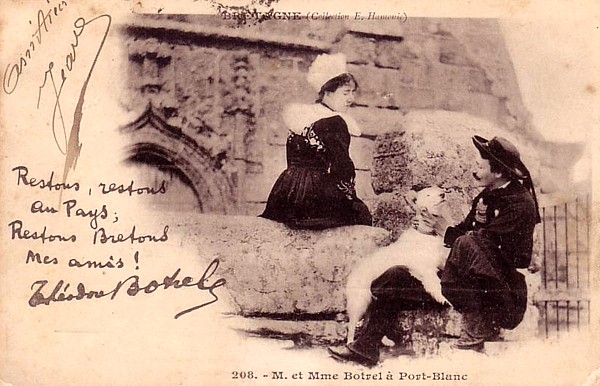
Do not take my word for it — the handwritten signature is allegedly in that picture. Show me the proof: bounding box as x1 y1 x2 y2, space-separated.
2 1 69 95
28 258 227 319
4 3 112 181
36 14 111 189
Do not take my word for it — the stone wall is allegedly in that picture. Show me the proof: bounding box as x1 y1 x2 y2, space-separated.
370 110 543 238
119 15 544 217
167 212 539 347
118 16 578 347
167 212 464 347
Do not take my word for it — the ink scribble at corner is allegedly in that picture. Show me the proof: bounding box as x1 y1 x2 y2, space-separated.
3 3 112 189
32 13 112 189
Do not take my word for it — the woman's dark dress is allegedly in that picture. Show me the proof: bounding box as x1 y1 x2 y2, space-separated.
261 115 372 229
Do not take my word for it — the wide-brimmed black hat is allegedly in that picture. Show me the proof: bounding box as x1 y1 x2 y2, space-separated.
472 135 527 178
472 135 541 223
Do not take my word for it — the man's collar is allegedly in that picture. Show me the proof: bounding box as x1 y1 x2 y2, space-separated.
483 179 512 196
498 180 511 189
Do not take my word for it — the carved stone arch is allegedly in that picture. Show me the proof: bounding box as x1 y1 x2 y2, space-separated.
120 104 235 213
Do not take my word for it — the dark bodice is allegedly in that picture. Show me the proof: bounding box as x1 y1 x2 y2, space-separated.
285 115 355 182
260 113 371 228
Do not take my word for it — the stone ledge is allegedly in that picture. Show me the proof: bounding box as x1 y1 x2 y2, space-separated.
166 213 541 348
168 214 392 315
123 18 331 52
225 308 462 354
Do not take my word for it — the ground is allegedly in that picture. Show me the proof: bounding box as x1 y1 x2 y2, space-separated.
227 328 599 386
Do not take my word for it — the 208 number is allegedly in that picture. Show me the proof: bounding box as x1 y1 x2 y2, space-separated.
232 371 256 379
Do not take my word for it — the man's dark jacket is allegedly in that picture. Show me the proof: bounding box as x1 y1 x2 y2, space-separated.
441 180 538 329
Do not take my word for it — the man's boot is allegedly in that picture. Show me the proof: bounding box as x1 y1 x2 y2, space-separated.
454 312 496 350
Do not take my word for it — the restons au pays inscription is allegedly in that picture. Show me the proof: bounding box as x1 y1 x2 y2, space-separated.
8 165 226 319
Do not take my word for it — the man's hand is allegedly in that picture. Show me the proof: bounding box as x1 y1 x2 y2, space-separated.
420 207 450 237
527 261 541 273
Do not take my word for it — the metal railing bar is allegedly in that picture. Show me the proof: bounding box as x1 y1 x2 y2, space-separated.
556 300 560 337
566 300 570 332
543 206 547 289
554 206 558 289
565 203 569 288
576 197 580 289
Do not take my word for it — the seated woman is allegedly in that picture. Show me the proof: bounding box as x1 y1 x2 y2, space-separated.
260 53 372 229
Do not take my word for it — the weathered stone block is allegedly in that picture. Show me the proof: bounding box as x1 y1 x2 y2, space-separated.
354 169 376 203
227 309 462 349
390 60 433 90
371 131 412 194
388 309 462 355
350 107 405 137
374 39 416 67
382 68 433 109
352 64 433 106
370 110 543 234
352 67 435 110
337 33 376 65
372 153 412 192
170 214 392 316
399 110 542 183
167 212 540 348
374 111 486 192
435 19 531 130
434 89 501 125
242 144 286 203
394 87 436 110
371 192 414 241
348 64 392 108
374 34 439 69
349 136 375 171
433 63 492 94
438 36 476 66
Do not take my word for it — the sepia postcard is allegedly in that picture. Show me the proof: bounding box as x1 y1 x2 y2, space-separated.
1 0 598 385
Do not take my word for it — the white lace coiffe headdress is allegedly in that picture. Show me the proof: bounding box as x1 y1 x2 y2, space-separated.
306 53 348 92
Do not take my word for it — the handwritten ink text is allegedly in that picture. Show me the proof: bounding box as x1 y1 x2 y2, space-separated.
98 180 168 196
9 219 77 243
92 225 169 245
13 165 80 191
2 0 69 95
28 258 226 319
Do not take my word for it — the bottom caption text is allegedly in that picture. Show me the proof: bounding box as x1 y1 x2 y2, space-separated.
231 370 470 382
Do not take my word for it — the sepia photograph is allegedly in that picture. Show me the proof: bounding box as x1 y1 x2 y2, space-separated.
1 1 598 385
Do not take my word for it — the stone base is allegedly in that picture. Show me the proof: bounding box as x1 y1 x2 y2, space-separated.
225 308 462 355
168 214 392 315
226 315 348 346
166 213 540 353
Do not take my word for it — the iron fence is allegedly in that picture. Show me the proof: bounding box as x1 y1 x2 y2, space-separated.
534 194 591 338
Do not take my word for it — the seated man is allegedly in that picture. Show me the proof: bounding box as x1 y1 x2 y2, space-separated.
439 135 540 349
328 135 540 365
